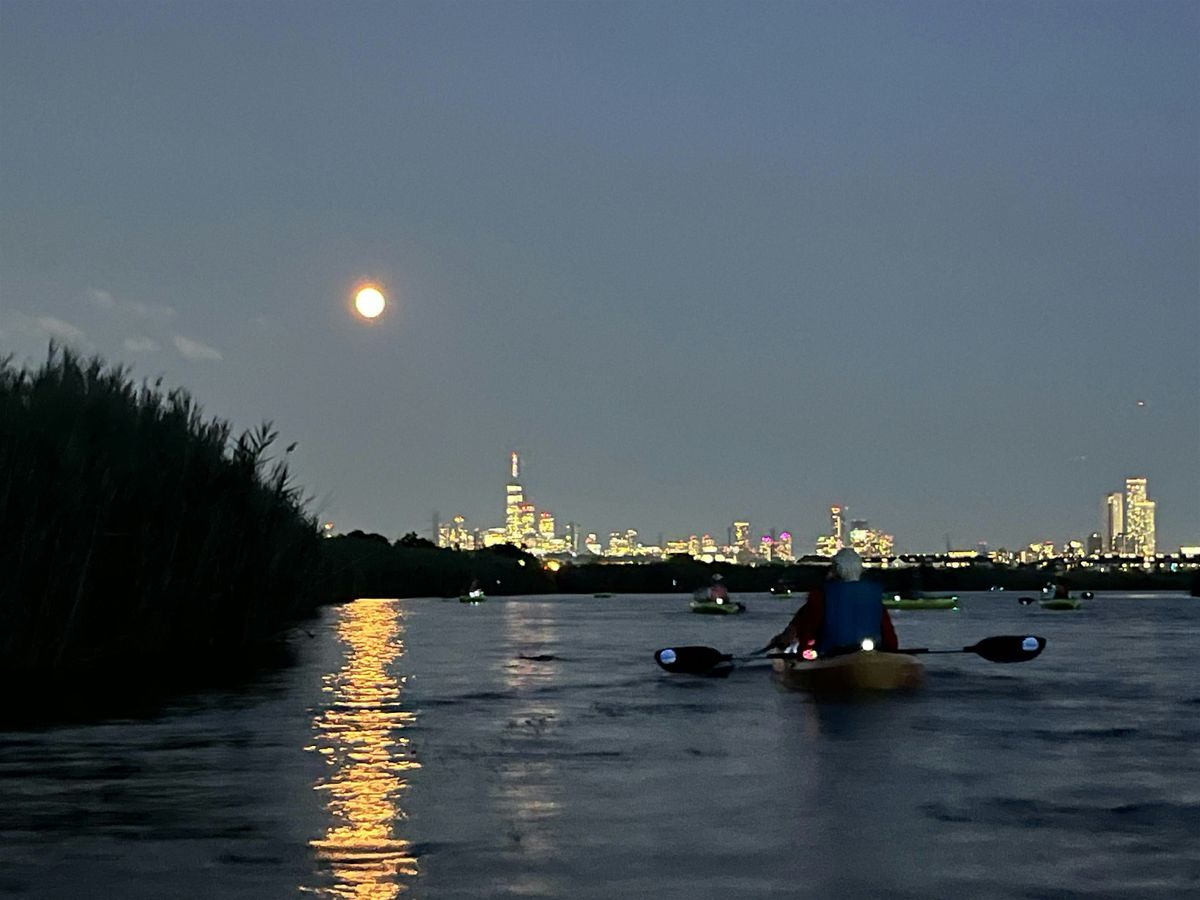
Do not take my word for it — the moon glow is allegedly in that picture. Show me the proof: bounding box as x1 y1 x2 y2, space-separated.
354 286 386 319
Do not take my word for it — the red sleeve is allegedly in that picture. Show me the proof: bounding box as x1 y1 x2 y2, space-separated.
880 607 899 651
789 587 825 647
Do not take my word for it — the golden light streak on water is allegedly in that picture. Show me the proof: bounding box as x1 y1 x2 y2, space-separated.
304 599 419 899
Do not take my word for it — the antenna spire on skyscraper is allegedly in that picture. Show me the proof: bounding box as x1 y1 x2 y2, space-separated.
511 450 519 481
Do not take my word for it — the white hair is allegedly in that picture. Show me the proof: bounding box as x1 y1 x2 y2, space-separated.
833 548 864 581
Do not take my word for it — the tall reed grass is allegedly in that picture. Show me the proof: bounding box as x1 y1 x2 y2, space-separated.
0 346 323 676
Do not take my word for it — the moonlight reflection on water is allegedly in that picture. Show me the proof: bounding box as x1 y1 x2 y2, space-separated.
305 599 419 898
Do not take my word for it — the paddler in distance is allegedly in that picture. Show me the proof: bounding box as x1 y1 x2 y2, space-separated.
766 547 899 656
708 572 731 605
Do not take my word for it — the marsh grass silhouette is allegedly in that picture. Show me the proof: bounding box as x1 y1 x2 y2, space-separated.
0 346 323 697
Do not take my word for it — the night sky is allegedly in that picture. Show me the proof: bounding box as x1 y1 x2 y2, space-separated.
2 1 1196 552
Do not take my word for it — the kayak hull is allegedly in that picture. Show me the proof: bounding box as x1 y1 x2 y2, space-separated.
883 596 958 610
1040 599 1081 610
689 600 746 615
773 651 924 693
459 594 487 603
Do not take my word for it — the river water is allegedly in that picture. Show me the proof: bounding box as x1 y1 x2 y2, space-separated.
2 592 1198 899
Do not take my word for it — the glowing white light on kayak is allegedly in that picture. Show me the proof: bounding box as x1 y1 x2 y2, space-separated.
802 648 818 660
715 598 723 604
660 649 677 664
861 638 875 651
1022 637 1038 652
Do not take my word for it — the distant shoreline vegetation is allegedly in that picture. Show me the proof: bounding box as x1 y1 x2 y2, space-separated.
323 532 1195 598
0 347 325 708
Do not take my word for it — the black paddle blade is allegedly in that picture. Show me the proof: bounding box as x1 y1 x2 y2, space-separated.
655 646 731 674
969 635 1046 663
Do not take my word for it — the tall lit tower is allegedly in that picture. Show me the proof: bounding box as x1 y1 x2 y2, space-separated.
505 451 524 543
1124 477 1156 556
732 521 751 551
1103 491 1124 553
830 506 845 550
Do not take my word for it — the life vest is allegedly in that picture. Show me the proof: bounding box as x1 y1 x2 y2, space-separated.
817 580 883 654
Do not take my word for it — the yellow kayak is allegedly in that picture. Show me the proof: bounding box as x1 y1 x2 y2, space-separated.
772 651 924 693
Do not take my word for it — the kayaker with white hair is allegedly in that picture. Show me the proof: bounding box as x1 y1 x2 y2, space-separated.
767 548 898 655
708 572 730 603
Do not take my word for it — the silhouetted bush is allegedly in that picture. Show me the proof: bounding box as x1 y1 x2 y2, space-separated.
0 346 324 678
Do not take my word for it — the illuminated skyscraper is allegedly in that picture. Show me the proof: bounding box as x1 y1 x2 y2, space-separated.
849 519 870 555
732 521 751 551
517 502 536 538
505 451 524 543
816 535 839 556
1124 477 1156 557
830 506 844 549
1104 491 1124 552
538 511 555 538
441 514 476 550
760 534 774 562
775 531 794 562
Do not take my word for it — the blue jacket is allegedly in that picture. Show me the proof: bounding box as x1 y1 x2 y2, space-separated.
817 580 884 654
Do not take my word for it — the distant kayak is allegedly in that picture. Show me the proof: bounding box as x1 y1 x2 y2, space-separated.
593 592 614 598
1040 598 1081 610
459 590 487 603
689 599 746 615
773 651 924 693
884 596 958 610
1041 584 1092 603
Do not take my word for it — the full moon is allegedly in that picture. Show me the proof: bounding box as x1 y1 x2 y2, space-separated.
354 286 386 319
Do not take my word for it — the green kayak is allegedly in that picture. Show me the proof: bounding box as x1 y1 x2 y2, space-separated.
689 600 746 615
459 591 487 603
593 592 614 598
883 596 959 610
1040 598 1081 610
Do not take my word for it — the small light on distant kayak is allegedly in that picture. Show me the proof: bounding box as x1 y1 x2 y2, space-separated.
802 648 818 660
1022 637 1039 652
659 649 677 665
861 638 876 652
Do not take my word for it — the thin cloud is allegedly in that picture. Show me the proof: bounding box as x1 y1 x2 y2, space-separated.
85 287 115 310
123 336 160 353
173 335 223 361
86 287 176 319
36 316 87 343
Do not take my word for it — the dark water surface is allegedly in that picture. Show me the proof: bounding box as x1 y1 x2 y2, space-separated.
3 593 1199 898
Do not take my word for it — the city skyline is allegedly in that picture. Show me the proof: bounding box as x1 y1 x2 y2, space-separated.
429 452 1185 559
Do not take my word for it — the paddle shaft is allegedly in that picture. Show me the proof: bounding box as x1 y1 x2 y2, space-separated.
657 635 1044 673
901 647 979 655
